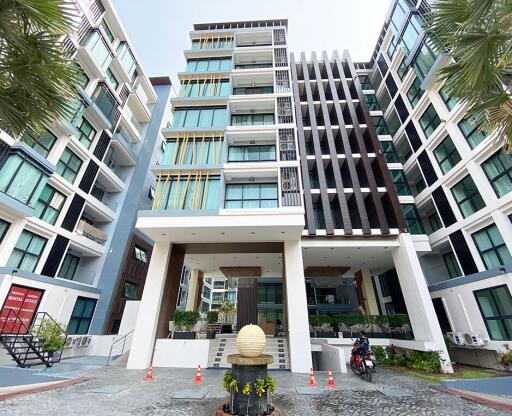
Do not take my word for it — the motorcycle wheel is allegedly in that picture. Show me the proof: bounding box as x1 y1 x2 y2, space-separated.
363 369 372 382
350 359 362 376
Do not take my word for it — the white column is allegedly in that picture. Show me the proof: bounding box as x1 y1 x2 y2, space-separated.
283 240 312 373
392 234 453 373
185 269 200 311
127 241 172 370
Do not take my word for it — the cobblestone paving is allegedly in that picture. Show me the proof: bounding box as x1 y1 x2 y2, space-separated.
0 366 508 415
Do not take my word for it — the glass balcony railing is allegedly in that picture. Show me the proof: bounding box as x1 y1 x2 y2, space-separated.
116 42 136 79
81 30 112 73
92 83 119 125
227 145 276 162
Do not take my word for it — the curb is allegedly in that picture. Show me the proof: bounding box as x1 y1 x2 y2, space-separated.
0 377 89 401
439 386 512 413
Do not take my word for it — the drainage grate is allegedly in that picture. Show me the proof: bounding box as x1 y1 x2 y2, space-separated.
378 388 415 397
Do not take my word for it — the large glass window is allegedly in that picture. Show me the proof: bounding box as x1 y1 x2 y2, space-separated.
474 285 512 340
67 297 97 335
428 212 442 232
390 0 408 33
380 141 400 163
56 148 82 184
233 86 273 95
117 42 136 78
162 138 223 165
0 219 10 244
401 204 425 234
228 145 276 162
58 253 79 280
365 94 380 111
154 175 220 210
401 15 423 55
74 117 96 149
0 154 48 207
225 183 278 208
406 77 424 107
105 68 119 91
82 30 112 72
181 80 230 97
443 252 461 279
451 175 485 218
482 152 512 198
231 113 274 126
390 170 411 195
191 37 233 50
257 283 283 304
397 58 409 81
172 107 227 129
7 230 47 272
458 116 487 149
134 246 148 263
92 83 118 124
387 35 399 60
21 130 56 158
472 224 512 269
412 40 436 81
433 136 461 174
439 85 457 111
419 104 441 138
34 185 65 225
185 58 232 72
123 282 138 300
372 116 390 135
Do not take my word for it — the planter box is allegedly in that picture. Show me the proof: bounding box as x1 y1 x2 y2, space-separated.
172 331 197 339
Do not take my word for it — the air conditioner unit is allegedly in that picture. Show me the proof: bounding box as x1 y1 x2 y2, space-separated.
447 331 466 346
64 337 73 348
80 336 92 347
72 336 83 348
464 332 485 347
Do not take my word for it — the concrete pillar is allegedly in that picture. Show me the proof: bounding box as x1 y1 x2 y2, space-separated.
392 233 453 373
355 268 379 315
127 242 172 370
185 269 200 311
283 240 312 373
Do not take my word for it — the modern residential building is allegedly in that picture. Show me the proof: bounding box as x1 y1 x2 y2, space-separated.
0 0 171 362
358 0 512 368
127 18 452 374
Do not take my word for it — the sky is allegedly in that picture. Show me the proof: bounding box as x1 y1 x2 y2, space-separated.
111 0 391 86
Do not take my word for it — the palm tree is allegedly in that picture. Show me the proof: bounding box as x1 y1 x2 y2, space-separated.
426 0 512 150
0 0 82 138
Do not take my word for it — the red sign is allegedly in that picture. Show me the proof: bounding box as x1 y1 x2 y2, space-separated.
0 285 44 334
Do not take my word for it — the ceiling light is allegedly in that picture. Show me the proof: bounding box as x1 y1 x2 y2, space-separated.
249 177 255 182
250 140 255 144
251 83 255 87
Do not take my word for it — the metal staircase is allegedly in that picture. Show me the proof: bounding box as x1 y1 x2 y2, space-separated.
0 309 67 368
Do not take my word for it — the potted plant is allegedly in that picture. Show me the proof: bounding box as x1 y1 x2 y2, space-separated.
37 318 66 361
222 370 238 414
264 375 277 414
253 377 266 415
172 311 199 339
309 315 334 338
242 382 252 416
388 314 412 340
206 311 219 339
218 300 236 333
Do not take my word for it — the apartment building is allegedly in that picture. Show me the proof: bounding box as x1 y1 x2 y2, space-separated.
126 18 453 373
0 0 171 346
360 0 512 367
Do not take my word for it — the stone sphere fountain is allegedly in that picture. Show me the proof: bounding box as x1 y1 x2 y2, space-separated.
216 324 279 416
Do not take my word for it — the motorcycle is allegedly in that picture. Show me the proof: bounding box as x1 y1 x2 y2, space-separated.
349 338 376 382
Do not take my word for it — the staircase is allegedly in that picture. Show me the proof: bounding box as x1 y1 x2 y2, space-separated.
0 310 66 368
208 335 289 370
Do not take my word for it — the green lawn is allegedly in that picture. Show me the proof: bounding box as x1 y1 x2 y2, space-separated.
386 365 505 383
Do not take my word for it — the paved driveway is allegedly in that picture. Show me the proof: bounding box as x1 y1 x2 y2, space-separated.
0 366 508 415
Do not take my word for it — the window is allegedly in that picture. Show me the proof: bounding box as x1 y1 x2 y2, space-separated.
231 113 274 126
180 266 191 285
0 154 48 207
406 77 424 107
401 204 425 234
105 68 119 91
202 286 211 299
92 83 118 124
58 253 80 280
56 148 82 184
397 58 409 80
412 40 436 81
227 145 276 162
365 94 380 111
182 80 230 97
74 117 96 149
7 230 47 272
401 15 423 55
83 30 112 72
390 170 411 195
380 141 400 163
233 86 273 95
415 177 426 194
257 283 283 304
34 185 65 225
378 274 391 297
451 175 485 218
171 107 227 129
458 116 487 149
482 152 512 198
67 297 97 335
372 116 390 135
225 183 278 208
0 219 10 244
474 285 512 340
443 252 461 279
387 35 399 60
359 75 373 90
433 136 461 174
419 104 441 138
100 20 114 43
134 246 148 263
185 57 232 72
117 42 136 78
472 224 512 269
439 85 457 111
428 212 442 232
154 175 220 210
390 0 408 33
162 137 224 165
21 130 56 158
123 282 138 300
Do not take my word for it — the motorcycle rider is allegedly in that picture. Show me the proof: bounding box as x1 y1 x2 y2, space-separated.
353 330 370 358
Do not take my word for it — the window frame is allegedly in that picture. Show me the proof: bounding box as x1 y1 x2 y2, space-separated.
406 77 424 107
472 224 512 269
224 183 278 209
433 135 461 174
67 296 97 335
134 246 148 263
442 251 462 279
34 184 65 225
7 230 47 273
450 174 485 218
123 281 138 300
58 253 80 280
56 148 83 184
418 103 441 138
474 285 512 341
482 151 512 198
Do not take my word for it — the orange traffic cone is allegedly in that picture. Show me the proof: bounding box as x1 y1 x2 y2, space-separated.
194 364 202 383
308 367 317 387
327 369 336 388
144 365 153 381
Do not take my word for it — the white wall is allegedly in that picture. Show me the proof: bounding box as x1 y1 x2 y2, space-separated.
153 339 209 368
318 344 347 373
118 300 140 335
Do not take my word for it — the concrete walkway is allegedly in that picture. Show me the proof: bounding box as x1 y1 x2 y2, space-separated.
0 366 509 415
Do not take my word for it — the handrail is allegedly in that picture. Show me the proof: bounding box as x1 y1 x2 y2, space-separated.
106 330 134 365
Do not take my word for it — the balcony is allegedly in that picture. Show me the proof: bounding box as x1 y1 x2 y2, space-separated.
235 31 272 48
112 42 137 84
77 30 113 79
233 49 273 71
91 82 120 127
111 132 138 165
127 83 151 123
76 219 108 245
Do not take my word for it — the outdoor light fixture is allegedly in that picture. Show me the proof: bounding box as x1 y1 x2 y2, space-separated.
250 140 255 144
249 177 255 182
251 83 255 87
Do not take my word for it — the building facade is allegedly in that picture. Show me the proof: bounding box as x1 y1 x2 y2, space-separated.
361 0 512 367
0 0 171 350
127 18 452 373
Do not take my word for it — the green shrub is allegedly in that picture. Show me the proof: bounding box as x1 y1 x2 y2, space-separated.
38 319 66 353
406 350 442 373
388 314 410 328
173 311 199 329
497 344 512 371
207 311 219 325
309 314 332 328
